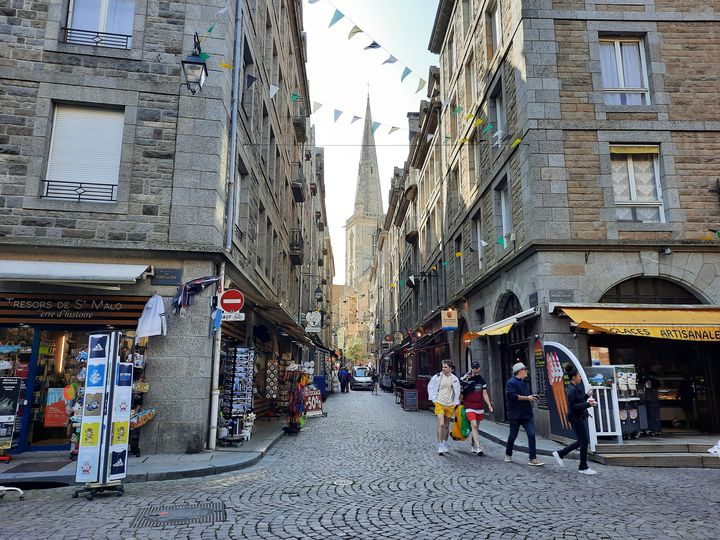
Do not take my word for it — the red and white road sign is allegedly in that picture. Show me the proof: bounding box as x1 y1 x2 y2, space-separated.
219 289 245 312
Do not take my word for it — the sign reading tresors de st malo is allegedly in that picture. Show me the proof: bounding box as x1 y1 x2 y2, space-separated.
0 294 147 326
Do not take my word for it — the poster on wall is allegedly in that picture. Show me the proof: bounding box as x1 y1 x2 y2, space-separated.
532 339 549 410
0 377 21 451
44 387 69 427
542 342 584 440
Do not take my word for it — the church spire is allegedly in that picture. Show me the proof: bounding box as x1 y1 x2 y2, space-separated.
353 95 383 217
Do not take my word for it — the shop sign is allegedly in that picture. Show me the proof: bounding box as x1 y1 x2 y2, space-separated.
305 311 322 334
304 388 323 418
532 339 549 410
0 294 147 326
0 377 21 450
221 311 246 321
543 342 583 440
589 324 720 342
441 309 458 331
150 268 183 286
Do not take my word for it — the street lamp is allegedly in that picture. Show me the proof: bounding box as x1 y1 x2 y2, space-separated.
181 33 209 95
314 285 323 303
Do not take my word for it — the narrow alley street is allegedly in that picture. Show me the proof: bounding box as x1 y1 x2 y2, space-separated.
4 391 720 539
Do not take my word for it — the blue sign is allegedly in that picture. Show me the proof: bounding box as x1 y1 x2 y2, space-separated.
116 363 132 387
87 364 106 387
89 335 108 359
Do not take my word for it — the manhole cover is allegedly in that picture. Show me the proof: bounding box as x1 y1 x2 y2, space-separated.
132 502 226 528
332 479 354 486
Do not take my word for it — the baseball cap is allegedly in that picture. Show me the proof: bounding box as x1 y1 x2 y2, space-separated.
512 362 528 374
471 361 480 369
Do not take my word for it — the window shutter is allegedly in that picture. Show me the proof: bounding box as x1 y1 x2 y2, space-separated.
46 105 124 186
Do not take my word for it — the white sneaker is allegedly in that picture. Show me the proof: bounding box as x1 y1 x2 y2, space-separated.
470 446 477 454
579 468 598 475
552 451 564 467
437 444 445 455
504 455 512 462
442 442 450 453
477 446 484 456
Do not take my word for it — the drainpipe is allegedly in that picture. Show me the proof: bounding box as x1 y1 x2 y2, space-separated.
209 261 226 450
224 0 244 253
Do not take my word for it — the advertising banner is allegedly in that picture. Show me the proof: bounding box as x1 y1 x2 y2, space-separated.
543 342 587 440
108 361 133 481
532 339 549 410
0 377 21 450
44 387 69 427
303 388 323 418
441 309 459 331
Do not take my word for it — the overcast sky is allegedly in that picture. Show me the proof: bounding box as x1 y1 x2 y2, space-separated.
303 0 440 284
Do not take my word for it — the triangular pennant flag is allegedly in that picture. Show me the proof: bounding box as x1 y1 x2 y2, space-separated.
312 101 323 113
219 62 233 69
207 22 216 33
351 115 361 124
365 41 381 50
246 75 257 89
388 126 399 135
214 6 229 18
497 236 506 248
441 98 451 108
416 78 426 93
480 240 489 247
401 67 411 82
441 261 448 266
426 134 434 143
199 52 209 61
473 118 484 127
372 121 381 134
333 109 343 122
455 251 463 257
348 25 362 39
451 106 463 116
510 137 522 149
329 9 344 28
482 123 494 134
269 84 280 98
459 137 469 144
290 93 301 101
382 55 397 65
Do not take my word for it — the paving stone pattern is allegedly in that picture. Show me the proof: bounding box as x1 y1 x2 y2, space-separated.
5 392 720 539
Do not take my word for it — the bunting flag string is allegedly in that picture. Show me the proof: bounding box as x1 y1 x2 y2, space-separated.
307 0 431 95
290 92 301 101
388 126 399 135
333 109 343 122
269 84 280 98
351 115 361 124
246 75 257 88
371 121 381 134
312 101 323 113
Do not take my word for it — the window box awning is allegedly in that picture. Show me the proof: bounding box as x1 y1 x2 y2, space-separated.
551 303 720 342
464 306 540 341
0 260 153 286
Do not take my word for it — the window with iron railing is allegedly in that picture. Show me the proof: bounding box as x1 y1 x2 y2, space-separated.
63 0 135 49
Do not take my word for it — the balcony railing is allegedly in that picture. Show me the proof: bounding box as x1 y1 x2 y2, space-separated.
61 27 132 49
292 101 307 142
42 180 117 202
291 164 305 203
289 228 304 266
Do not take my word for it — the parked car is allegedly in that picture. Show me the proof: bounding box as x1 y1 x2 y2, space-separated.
351 367 373 391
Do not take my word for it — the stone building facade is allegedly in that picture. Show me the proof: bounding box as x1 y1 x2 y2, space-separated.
376 0 720 437
0 0 334 454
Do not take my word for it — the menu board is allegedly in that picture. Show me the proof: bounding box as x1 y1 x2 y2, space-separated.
402 389 418 411
0 377 21 450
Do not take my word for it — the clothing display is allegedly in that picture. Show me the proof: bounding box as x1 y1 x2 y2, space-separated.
135 294 167 341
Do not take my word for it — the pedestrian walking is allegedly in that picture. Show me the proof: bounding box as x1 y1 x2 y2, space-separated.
552 363 598 475
371 369 379 395
461 361 494 455
427 360 461 455
505 362 544 466
338 366 351 393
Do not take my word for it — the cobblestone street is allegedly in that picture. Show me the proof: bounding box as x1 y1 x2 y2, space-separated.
5 391 720 540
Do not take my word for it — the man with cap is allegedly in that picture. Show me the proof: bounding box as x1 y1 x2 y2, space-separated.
505 362 544 466
461 361 494 455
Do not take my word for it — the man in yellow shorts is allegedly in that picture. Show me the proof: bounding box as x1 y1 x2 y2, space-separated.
427 360 461 455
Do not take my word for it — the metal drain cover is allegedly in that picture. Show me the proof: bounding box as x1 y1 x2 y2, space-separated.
332 479 354 486
132 502 226 527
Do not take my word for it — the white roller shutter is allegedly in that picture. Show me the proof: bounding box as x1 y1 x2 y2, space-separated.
46 105 124 186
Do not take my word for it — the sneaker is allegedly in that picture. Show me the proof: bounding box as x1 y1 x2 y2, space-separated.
442 442 450 453
470 446 477 454
579 468 598 475
528 459 545 467
437 444 445 456
504 455 512 462
476 447 484 456
552 451 565 467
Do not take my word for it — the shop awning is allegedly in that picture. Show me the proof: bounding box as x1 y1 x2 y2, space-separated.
0 260 153 286
552 303 720 342
464 307 540 340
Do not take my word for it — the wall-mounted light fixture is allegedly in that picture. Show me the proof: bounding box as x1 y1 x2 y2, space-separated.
181 33 208 95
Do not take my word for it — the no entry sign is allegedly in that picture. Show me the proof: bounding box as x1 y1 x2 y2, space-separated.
219 289 245 312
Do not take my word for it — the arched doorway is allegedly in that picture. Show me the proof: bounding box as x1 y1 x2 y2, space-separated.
590 277 719 433
497 293 530 421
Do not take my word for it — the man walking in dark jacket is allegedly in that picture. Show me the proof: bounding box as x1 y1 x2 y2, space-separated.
505 362 544 466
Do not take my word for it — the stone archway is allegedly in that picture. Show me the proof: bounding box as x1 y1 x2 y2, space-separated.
598 276 703 304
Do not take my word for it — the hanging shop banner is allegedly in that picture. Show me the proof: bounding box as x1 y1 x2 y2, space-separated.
532 339 549 410
304 388 323 418
44 387 69 427
0 294 147 326
0 377 22 450
109 361 133 481
441 309 459 331
543 342 586 440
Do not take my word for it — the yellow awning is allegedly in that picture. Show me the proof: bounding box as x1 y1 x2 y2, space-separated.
561 307 720 342
465 307 540 341
463 323 514 341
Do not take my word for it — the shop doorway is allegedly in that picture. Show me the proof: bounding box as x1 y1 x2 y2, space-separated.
496 294 530 422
